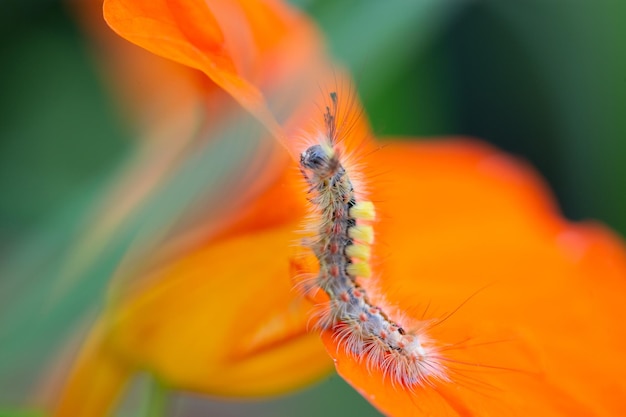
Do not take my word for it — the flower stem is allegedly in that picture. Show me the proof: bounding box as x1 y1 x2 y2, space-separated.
144 377 168 417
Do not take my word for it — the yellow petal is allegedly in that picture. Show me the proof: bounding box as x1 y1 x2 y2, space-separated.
113 224 331 395
54 322 132 417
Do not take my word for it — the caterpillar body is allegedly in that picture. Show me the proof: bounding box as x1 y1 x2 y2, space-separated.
298 92 447 389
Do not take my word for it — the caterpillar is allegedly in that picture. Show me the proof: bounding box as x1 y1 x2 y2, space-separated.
298 91 448 389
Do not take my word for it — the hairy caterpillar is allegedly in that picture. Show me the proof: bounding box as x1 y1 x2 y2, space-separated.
297 91 448 389
293 80 616 417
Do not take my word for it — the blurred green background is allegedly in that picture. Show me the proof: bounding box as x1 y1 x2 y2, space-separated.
0 0 624 416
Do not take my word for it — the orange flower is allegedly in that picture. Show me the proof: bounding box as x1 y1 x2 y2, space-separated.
55 0 626 416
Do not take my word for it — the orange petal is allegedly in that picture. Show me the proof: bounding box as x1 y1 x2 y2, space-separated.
323 139 626 416
102 0 324 145
209 156 307 241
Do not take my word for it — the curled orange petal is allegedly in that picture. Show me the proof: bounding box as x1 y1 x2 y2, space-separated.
103 0 325 147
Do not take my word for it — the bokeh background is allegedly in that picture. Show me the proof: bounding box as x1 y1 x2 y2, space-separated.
1 0 624 416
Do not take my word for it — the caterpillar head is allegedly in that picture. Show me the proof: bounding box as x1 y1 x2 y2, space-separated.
300 143 341 180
